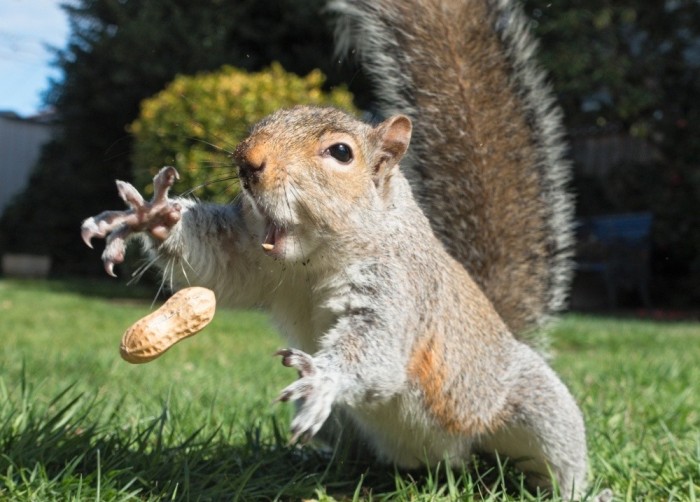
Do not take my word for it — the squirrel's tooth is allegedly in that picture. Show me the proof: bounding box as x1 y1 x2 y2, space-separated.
262 243 274 251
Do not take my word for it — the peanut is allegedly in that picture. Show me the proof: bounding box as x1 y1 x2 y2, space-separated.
120 286 216 364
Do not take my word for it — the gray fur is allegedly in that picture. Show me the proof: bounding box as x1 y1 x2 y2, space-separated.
79 2 613 498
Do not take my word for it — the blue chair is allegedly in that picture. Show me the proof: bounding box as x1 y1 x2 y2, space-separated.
576 212 653 308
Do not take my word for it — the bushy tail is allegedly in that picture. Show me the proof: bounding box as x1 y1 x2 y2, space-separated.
331 0 574 340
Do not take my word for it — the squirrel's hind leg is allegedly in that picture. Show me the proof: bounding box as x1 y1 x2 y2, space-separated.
478 348 590 500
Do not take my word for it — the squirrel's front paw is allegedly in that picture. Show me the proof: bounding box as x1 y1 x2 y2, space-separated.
81 166 182 276
275 348 337 444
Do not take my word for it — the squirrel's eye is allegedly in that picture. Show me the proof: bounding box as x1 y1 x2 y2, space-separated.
327 143 353 163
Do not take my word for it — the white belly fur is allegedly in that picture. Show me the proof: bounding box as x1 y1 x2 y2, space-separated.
346 393 473 468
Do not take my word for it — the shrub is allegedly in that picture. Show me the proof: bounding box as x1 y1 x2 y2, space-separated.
130 63 357 203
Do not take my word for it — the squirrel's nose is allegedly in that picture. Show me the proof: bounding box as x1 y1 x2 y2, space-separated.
239 160 266 188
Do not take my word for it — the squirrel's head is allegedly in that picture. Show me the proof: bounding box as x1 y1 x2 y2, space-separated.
234 105 412 261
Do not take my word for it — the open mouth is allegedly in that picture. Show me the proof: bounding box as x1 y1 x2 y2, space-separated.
261 218 288 256
245 192 295 258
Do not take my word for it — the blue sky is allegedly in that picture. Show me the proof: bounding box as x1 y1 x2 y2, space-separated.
0 0 70 117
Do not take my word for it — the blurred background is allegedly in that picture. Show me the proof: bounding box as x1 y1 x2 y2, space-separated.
1 0 698 315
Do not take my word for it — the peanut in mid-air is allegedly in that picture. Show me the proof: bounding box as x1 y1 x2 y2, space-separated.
120 287 216 364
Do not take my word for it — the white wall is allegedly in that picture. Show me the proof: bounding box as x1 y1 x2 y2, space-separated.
0 113 56 214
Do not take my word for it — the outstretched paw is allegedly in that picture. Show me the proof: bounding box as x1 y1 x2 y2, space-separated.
81 166 182 276
275 348 337 444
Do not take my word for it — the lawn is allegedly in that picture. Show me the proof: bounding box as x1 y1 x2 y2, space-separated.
0 279 698 501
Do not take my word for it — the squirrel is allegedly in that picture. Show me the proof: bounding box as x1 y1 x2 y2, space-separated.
81 0 612 499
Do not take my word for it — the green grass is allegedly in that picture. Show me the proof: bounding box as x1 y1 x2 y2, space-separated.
0 279 698 501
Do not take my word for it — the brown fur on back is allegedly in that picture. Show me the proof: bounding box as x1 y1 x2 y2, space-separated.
332 0 574 340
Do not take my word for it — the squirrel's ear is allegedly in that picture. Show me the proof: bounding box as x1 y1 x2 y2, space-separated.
371 115 412 188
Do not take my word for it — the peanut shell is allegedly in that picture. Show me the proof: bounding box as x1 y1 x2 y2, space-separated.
120 286 216 364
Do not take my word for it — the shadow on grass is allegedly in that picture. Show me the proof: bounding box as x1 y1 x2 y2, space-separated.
0 380 392 500
0 381 531 501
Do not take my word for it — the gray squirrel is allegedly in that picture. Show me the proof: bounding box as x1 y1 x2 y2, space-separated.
82 0 612 499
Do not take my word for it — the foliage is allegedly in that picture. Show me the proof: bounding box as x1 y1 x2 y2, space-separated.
130 64 357 203
523 1 700 303
523 1 700 134
1 279 699 499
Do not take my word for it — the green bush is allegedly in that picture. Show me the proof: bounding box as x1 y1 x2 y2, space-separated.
130 63 357 203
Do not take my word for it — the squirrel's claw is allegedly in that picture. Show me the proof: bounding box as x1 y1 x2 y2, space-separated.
275 348 316 377
100 225 130 278
116 180 145 210
275 379 312 403
80 211 135 246
153 166 180 204
275 348 336 445
81 218 99 248
275 348 316 401
82 212 131 277
289 426 314 446
104 260 117 278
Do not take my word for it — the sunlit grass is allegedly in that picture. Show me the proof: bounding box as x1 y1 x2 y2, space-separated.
0 279 698 500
